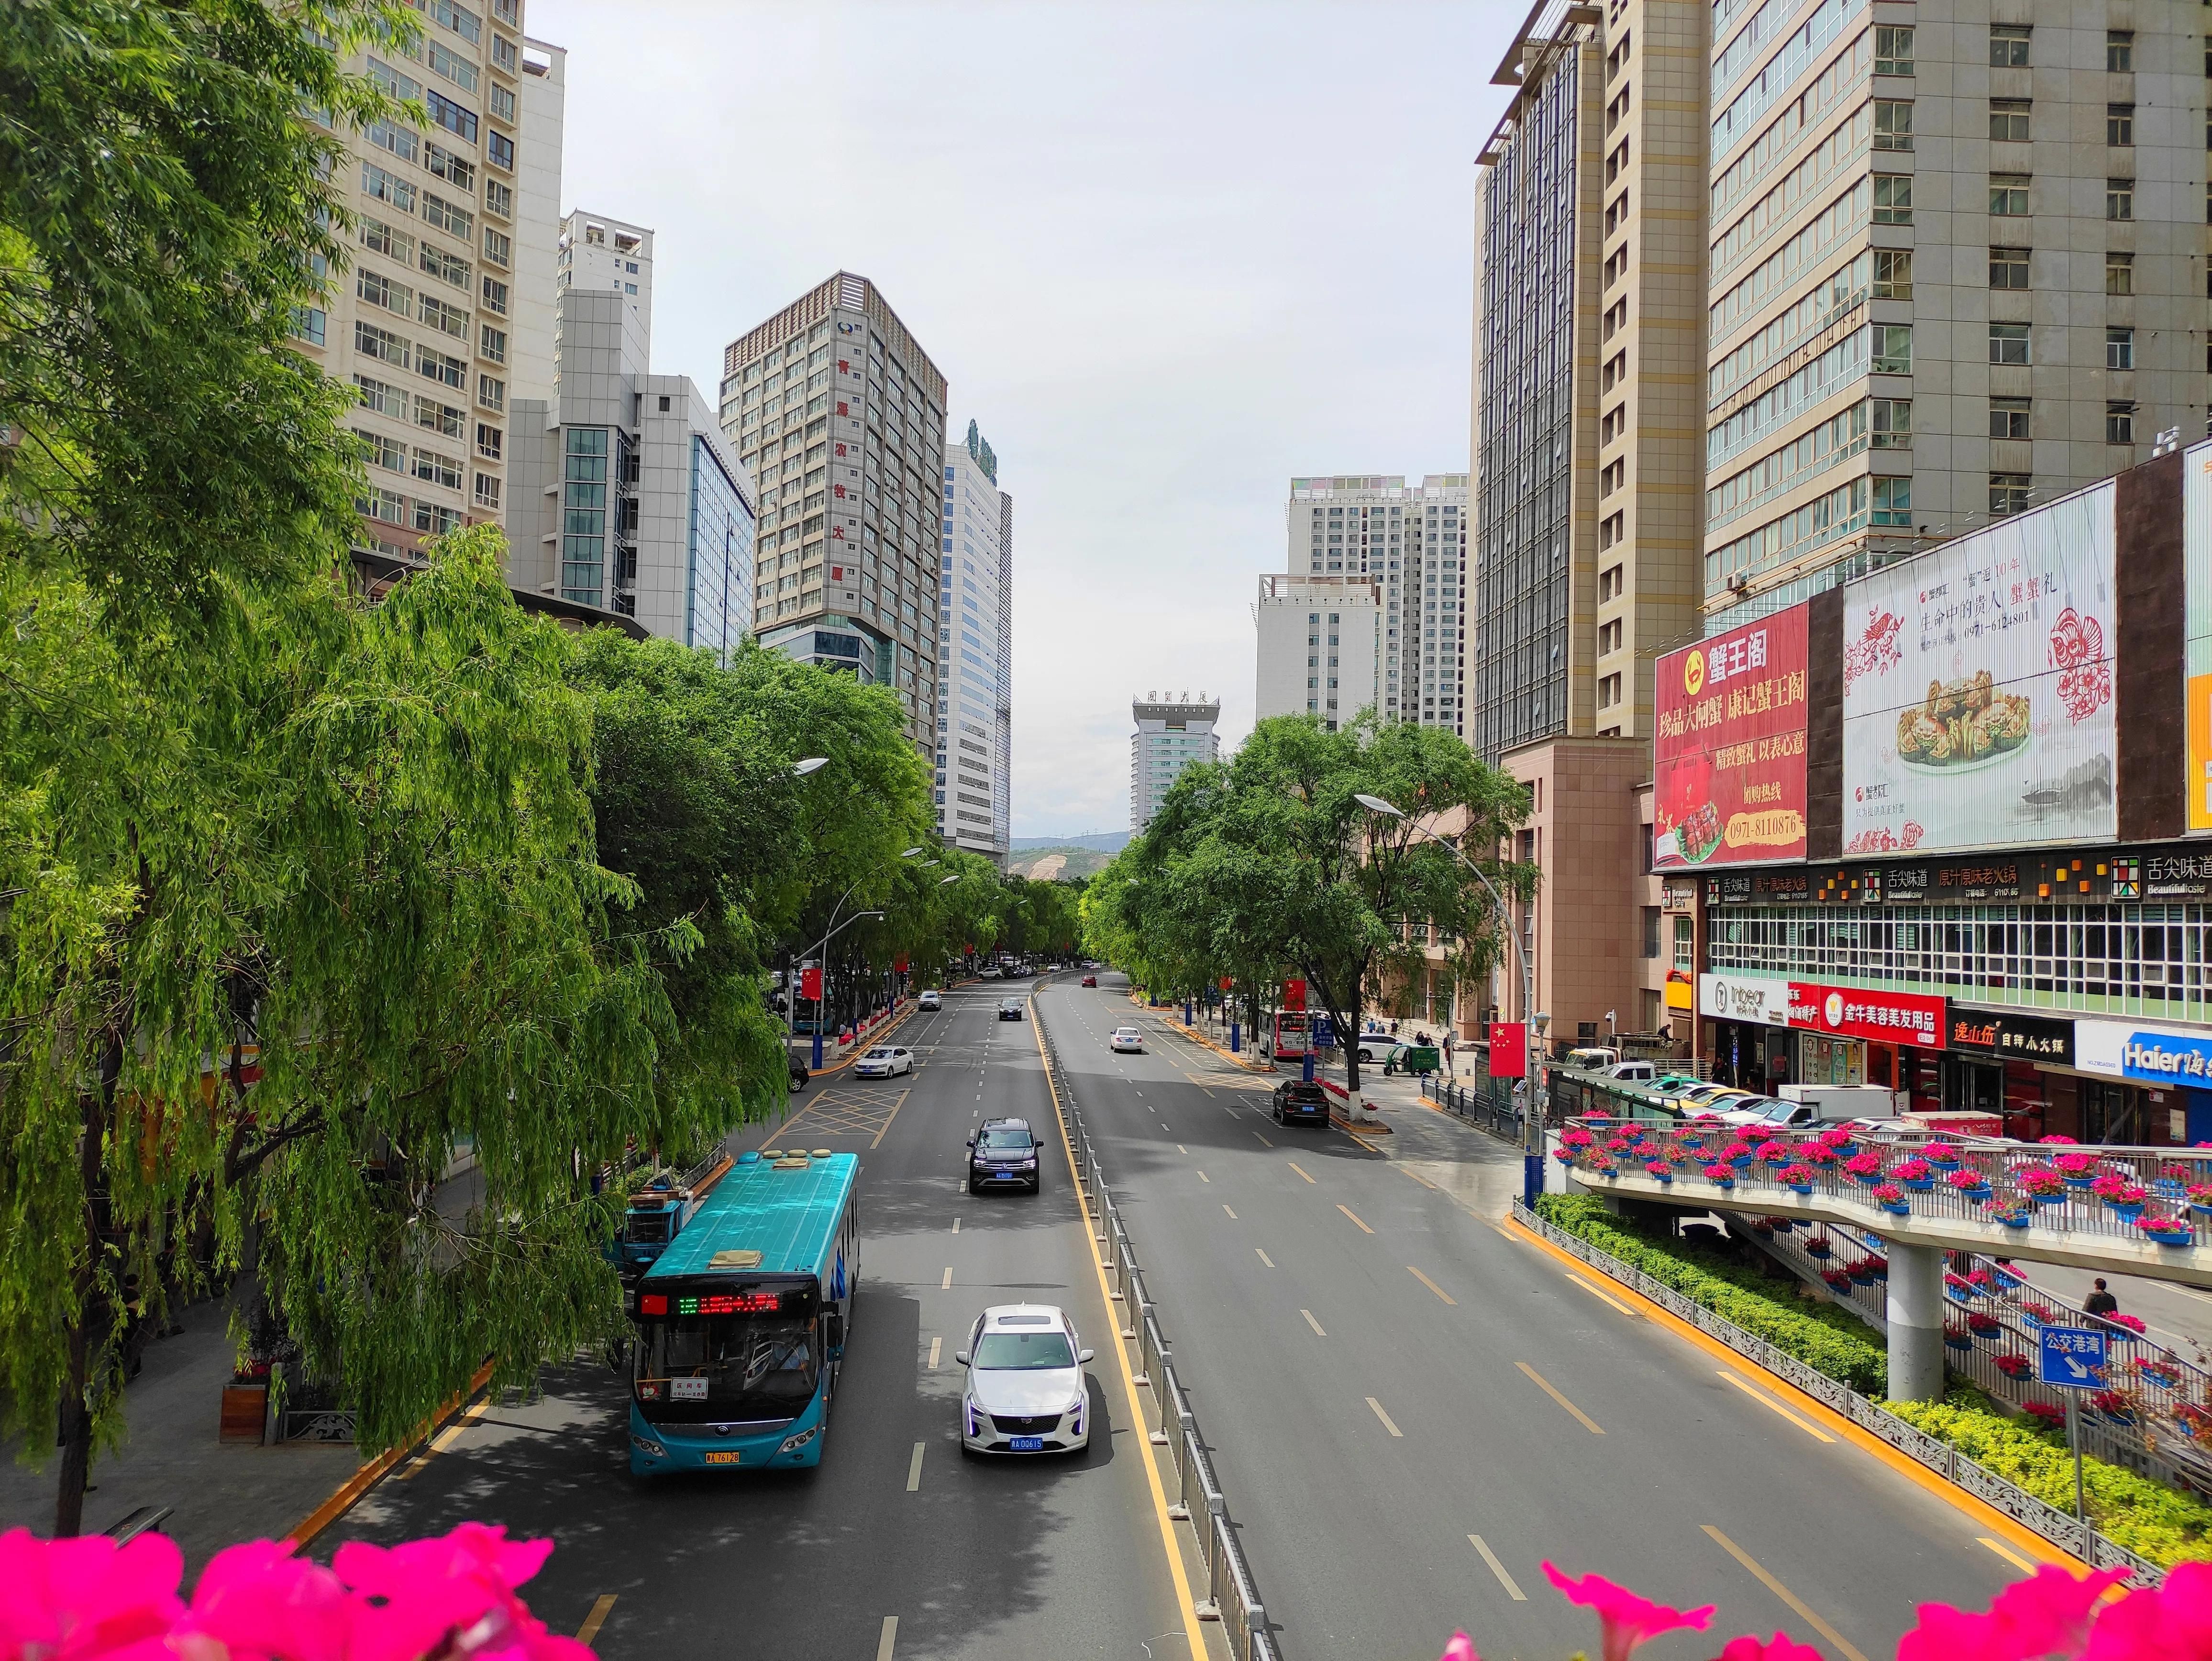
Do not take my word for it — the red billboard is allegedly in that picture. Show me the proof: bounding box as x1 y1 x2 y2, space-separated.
1488 1022 1527 1078
1787 981 1946 1050
1654 605 1810 869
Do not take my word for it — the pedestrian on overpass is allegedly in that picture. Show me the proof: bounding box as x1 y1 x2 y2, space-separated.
2086 1279 2121 1320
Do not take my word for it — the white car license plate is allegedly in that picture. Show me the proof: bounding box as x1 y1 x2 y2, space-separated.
671 1376 708 1401
1009 1436 1044 1451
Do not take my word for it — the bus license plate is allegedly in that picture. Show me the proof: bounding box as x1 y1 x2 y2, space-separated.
1009 1437 1043 1451
703 1451 741 1465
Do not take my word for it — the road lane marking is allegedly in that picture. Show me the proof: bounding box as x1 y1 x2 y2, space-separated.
927 1336 941 1370
1468 1536 1526 1601
1300 1309 1326 1336
1979 1536 2037 1572
906 1442 926 1492
951 1217 960 1234
1408 1266 1457 1305
1516 1362 1604 1434
1223 1205 1237 1218
1197 1171 1210 1183
1718 1370 1836 1442
1566 1273 1633 1315
1703 1525 1868 1661
940 1266 953 1289
876 1616 898 1661
1337 1204 1374 1234
1366 1396 1404 1437
1178 1144 1188 1154
575 1596 617 1644
1286 1162 1315 1183
1256 1248 1275 1267
1253 1132 1274 1148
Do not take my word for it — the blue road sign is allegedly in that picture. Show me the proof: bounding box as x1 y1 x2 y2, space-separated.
1312 1017 1336 1048
2037 1326 2109 1389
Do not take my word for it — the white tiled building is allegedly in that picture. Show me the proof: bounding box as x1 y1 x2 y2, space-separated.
556 209 651 348
936 421 1012 858
1130 695 1221 833
1253 573 1382 730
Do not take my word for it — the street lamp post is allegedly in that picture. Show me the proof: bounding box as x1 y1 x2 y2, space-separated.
1355 793 1544 1206
804 910 884 1067
782 765 923 1067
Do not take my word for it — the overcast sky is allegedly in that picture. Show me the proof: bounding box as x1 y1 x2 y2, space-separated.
529 0 1521 838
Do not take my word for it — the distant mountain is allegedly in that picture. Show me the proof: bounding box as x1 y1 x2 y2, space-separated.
1009 830 1130 853
1005 845 1115 883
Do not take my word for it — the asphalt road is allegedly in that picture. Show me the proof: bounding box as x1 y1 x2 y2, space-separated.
1038 975 2032 1661
322 984 1195 1661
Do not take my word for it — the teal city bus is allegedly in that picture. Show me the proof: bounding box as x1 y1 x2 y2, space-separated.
627 1148 858 1476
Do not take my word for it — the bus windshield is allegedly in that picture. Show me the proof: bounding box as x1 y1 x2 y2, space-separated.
636 1308 819 1422
624 1211 673 1244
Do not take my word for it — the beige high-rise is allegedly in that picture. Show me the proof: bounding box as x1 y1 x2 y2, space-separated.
299 0 533 559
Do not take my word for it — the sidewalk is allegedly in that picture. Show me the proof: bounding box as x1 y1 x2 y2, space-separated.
0 1289 358 1572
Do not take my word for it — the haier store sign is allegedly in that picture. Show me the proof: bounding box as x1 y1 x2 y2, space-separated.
2078 1019 2212 1084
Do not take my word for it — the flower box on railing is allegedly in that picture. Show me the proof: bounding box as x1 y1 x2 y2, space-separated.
1994 1354 2032 1379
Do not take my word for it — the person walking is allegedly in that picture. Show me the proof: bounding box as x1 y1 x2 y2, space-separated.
2085 1278 2120 1319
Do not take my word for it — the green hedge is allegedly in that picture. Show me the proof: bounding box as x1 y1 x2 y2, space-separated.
1888 1398 2212 1568
1535 1192 1888 1395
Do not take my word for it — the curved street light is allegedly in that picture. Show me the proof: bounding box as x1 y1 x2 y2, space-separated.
1355 792 1542 1205
793 756 829 776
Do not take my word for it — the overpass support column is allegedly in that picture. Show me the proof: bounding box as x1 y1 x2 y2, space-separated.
1886 1241 1947 1403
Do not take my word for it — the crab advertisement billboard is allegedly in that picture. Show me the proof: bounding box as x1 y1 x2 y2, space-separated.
1841 480 2115 855
1653 606 1809 868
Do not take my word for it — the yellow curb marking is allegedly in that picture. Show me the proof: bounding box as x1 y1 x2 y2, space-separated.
575 1596 617 1645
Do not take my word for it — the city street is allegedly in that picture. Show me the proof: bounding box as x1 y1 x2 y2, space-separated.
317 985 1199 1661
1036 975 2030 1661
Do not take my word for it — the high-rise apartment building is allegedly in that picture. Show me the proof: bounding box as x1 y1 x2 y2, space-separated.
556 210 652 346
508 37 563 418
298 0 532 560
1464 0 1710 1043
1703 2 2212 631
1253 573 1382 729
1285 475 1468 731
508 284 754 654
937 421 1013 859
719 274 946 750
1130 695 1221 834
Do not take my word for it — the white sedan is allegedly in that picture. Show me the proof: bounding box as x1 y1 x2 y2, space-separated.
1109 1027 1144 1053
853 1045 914 1077
958 1305 1094 1455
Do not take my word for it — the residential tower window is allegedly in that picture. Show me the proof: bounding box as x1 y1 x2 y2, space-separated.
1871 398 1912 448
1874 100 1914 149
2108 30 2134 72
1991 473 2033 516
1990 246 2029 289
2108 104 2135 146
1873 248 1913 299
2108 252 2135 296
1873 174 1913 224
2108 327 2135 370
1989 322 2030 365
1990 175 2029 217
1990 397 2031 440
2109 178 2134 221
1990 24 2031 66
1990 100 2031 142
1875 25 1914 74
2107 402 2136 445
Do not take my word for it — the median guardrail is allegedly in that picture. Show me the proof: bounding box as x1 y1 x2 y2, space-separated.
1040 1013 1279 1661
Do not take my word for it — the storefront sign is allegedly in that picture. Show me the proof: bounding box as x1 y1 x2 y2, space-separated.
1841 480 2116 855
2079 1019 2212 1082
1662 881 1697 914
1699 973 1789 1027
1664 973 1694 1011
1710 847 2153 906
2185 439 2212 832
1786 981 1946 1048
1948 1010 2074 1066
1654 606 1809 869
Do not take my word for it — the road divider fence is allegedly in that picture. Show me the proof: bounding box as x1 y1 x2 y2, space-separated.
1042 1019 1279 1661
1513 1197 2165 1585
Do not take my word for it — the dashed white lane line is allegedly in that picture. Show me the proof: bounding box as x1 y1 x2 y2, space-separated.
1223 1205 1237 1218
1256 1248 1276 1267
1468 1537 1526 1601
927 1337 941 1370
1301 1309 1327 1336
940 1266 953 1289
877 1616 899 1660
906 1442 925 1491
1367 1396 1404 1438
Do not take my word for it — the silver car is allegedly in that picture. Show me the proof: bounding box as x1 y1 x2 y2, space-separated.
957 1305 1094 1456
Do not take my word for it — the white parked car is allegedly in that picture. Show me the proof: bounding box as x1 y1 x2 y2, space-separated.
918 989 943 1011
957 1305 1094 1456
1109 1027 1144 1053
853 1045 914 1078
978 965 1002 980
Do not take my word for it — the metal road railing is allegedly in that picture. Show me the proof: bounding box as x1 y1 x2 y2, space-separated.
1514 1198 2168 1583
1041 1019 1278 1661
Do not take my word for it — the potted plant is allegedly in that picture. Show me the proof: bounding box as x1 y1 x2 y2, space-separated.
2139 1213 2195 1247
2056 1152 2101 1189
2187 1181 2212 1219
1944 1272 1978 1302
1864 1253 1889 1281
2023 1401 2068 1432
1802 1142 1841 1169
1756 1139 1792 1167
2015 1165 2067 1205
1894 1157 1937 1192
2178 1403 2212 1438
2018 1300 2057 1326
1946 1167 1994 1202
1645 1158 1674 1185
1872 1180 1909 1216
1820 1125 1858 1157
1702 1162 1736 1190
1749 1218 1775 1238
2109 1313 2149 1340
1724 1140 1757 1169
1778 1162 1817 1196
1846 1256 1878 1286
1966 1311 2003 1339
1989 1196 2036 1230
1945 1323 1974 1353
1993 1353 2032 1380
2092 1174 2149 1220
1845 1151 1886 1186
2090 1389 2136 1426
2138 1359 2184 1390
1588 1153 1619 1179
1922 1141 1962 1173
2154 1163 2192 1200
1821 1267 1854 1293
1806 1232 1835 1260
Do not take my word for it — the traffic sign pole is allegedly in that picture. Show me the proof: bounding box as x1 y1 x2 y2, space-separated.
2069 1393 2085 1529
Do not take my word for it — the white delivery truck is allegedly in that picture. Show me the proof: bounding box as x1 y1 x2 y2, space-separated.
1776 1084 1902 1125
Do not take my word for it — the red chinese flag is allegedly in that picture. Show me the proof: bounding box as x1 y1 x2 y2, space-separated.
1283 979 1307 1011
1488 1022 1527 1078
799 967 823 1001
894 957 908 973
1219 976 1233 991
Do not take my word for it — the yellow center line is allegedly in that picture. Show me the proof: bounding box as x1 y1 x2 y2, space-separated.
575 1595 617 1645
1366 1396 1404 1438
1408 1266 1458 1305
1565 1273 1634 1316
1286 1160 1314 1182
1256 1248 1276 1267
1301 1309 1327 1336
1718 1370 1836 1442
1703 1525 1869 1661
1516 1361 1604 1434
1337 1203 1374 1234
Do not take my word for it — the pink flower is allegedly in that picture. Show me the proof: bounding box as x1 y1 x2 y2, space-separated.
0 1528 186 1661
1541 1564 1714 1661
176 1541 353 1661
1436 1636 1479 1661
333 1525 591 1661
1902 1564 2126 1661
2087 1560 2212 1660
1715 1637 1823 1661
1924 1142 1959 1162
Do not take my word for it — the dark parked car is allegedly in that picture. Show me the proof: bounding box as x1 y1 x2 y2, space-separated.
968 1118 1040 1194
998 998 1025 1021
1272 1079 1331 1127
